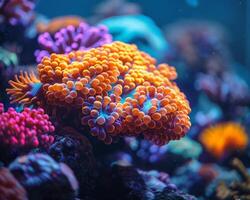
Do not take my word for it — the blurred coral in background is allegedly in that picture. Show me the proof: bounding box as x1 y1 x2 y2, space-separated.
199 122 248 159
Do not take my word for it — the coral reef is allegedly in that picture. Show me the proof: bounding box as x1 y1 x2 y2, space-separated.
125 136 202 166
100 15 169 61
9 153 79 200
199 122 248 159
48 128 98 199
196 72 250 120
8 41 191 145
0 0 35 25
172 160 218 198
165 20 229 74
125 137 168 164
216 158 250 200
0 167 28 200
35 22 112 62
167 136 202 160
36 15 85 34
139 169 197 200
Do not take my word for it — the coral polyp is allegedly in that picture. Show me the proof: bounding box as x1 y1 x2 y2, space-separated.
0 102 55 150
7 41 191 145
199 122 248 159
7 71 42 105
35 22 112 62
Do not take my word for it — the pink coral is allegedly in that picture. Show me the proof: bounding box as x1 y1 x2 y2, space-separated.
0 103 55 149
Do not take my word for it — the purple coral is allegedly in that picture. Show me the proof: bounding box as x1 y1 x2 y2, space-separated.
35 22 112 62
9 153 79 200
0 0 35 25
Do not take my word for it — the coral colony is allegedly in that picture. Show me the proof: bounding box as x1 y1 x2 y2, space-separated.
0 0 35 25
0 103 55 149
8 42 191 145
35 22 112 62
0 1 250 200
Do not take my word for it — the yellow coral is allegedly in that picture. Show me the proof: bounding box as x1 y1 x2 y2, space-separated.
199 122 248 159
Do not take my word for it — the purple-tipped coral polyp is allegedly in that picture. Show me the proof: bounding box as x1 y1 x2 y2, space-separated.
0 102 55 149
8 42 191 145
0 0 35 25
35 22 112 62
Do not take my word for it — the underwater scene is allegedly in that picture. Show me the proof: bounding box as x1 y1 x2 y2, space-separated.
0 0 249 199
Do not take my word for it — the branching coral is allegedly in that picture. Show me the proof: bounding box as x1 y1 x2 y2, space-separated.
9 153 79 200
199 122 248 159
216 158 250 200
0 167 28 200
35 22 112 62
0 0 35 25
0 102 55 151
8 41 191 145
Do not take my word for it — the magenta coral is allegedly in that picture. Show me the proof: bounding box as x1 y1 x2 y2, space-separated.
0 103 55 149
35 22 112 63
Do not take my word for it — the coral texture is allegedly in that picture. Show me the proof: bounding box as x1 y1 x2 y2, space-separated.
0 102 54 150
9 153 79 200
48 128 98 199
8 41 191 145
199 122 248 159
35 22 112 62
0 167 28 200
0 0 35 25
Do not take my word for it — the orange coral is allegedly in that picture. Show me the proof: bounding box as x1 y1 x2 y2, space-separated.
7 42 191 145
36 15 84 33
7 71 42 105
199 122 248 159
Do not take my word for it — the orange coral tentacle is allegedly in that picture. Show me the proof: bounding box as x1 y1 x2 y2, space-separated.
7 71 42 105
